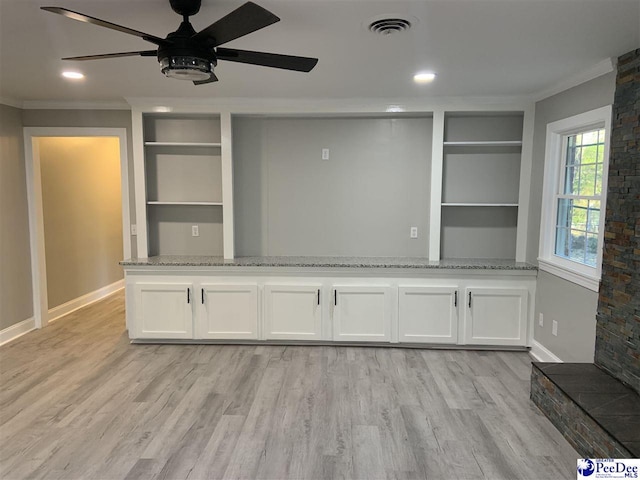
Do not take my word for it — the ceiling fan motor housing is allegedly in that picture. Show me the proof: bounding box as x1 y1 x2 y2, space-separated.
158 19 217 80
169 0 201 17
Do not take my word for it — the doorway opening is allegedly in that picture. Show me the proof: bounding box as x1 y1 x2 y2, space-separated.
24 128 131 328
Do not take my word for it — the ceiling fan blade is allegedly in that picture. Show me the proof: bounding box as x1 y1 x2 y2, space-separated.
193 2 279 47
41 7 168 46
193 72 219 85
61 50 157 61
216 48 318 72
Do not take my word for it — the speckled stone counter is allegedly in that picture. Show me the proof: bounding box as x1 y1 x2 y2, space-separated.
121 255 537 270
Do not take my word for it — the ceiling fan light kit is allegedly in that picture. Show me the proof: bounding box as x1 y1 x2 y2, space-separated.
42 0 318 85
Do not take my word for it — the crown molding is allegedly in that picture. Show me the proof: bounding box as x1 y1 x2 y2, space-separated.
0 97 24 109
20 100 130 110
531 58 616 103
125 95 533 113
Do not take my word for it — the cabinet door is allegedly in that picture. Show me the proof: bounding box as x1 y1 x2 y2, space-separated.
463 287 528 346
333 286 391 342
264 285 322 340
134 283 193 339
199 284 258 339
398 287 458 344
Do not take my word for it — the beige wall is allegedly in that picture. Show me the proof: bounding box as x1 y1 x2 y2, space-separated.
39 137 123 309
528 72 616 361
22 109 136 258
0 104 33 330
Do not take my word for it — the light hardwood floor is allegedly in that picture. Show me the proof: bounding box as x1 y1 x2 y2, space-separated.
0 290 577 480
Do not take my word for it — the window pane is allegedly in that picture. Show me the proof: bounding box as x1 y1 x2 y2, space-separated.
557 198 571 228
595 164 602 195
587 202 600 232
564 166 579 194
582 145 598 164
572 199 588 230
582 130 599 145
569 230 586 263
586 233 598 267
579 164 597 196
555 227 570 258
566 144 579 166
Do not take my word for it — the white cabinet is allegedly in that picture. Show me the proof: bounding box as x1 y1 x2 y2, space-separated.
125 269 534 347
463 287 528 346
133 282 194 339
198 284 258 340
398 286 459 344
333 286 392 342
264 285 322 340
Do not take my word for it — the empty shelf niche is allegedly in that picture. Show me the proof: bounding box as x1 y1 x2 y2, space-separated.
148 204 223 256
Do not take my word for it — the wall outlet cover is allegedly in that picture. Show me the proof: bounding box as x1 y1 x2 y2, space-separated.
538 313 543 327
191 225 199 237
410 227 418 238
131 224 137 236
322 148 330 160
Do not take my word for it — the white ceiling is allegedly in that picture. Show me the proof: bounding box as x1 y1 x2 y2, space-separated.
1 0 638 104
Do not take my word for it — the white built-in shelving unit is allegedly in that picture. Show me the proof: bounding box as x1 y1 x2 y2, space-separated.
132 109 234 259
429 110 532 262
130 102 532 263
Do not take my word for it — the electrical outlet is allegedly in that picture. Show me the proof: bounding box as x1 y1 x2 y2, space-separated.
191 225 199 237
130 224 137 236
538 313 544 327
552 320 558 336
410 227 418 238
322 148 330 160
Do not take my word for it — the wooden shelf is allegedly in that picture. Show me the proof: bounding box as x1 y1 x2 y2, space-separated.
144 142 222 147
443 141 522 147
441 203 519 207
147 201 223 206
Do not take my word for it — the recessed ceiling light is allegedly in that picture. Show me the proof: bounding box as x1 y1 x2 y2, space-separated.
62 71 84 80
413 72 436 84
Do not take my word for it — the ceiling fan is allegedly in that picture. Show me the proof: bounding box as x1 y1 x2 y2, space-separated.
41 0 318 85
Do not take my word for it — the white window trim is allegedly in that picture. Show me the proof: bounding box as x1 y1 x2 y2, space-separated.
538 105 612 292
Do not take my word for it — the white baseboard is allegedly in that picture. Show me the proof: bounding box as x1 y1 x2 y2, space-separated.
530 340 563 363
0 317 36 346
48 279 124 323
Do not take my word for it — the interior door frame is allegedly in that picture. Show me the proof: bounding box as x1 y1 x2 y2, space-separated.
23 127 131 329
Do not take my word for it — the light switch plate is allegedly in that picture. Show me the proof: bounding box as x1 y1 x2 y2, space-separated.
552 320 558 336
538 313 543 327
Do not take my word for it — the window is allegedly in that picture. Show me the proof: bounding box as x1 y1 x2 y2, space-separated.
539 106 612 291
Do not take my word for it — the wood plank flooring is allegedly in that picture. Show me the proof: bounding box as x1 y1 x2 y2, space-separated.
0 290 578 479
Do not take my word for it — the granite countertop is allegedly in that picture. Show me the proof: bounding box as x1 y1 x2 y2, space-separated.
120 256 537 270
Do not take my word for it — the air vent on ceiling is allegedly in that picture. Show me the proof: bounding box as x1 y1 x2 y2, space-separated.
368 18 412 35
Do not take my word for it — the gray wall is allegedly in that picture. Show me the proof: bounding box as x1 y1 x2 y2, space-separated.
0 104 33 330
22 109 136 258
529 72 616 361
233 116 432 257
